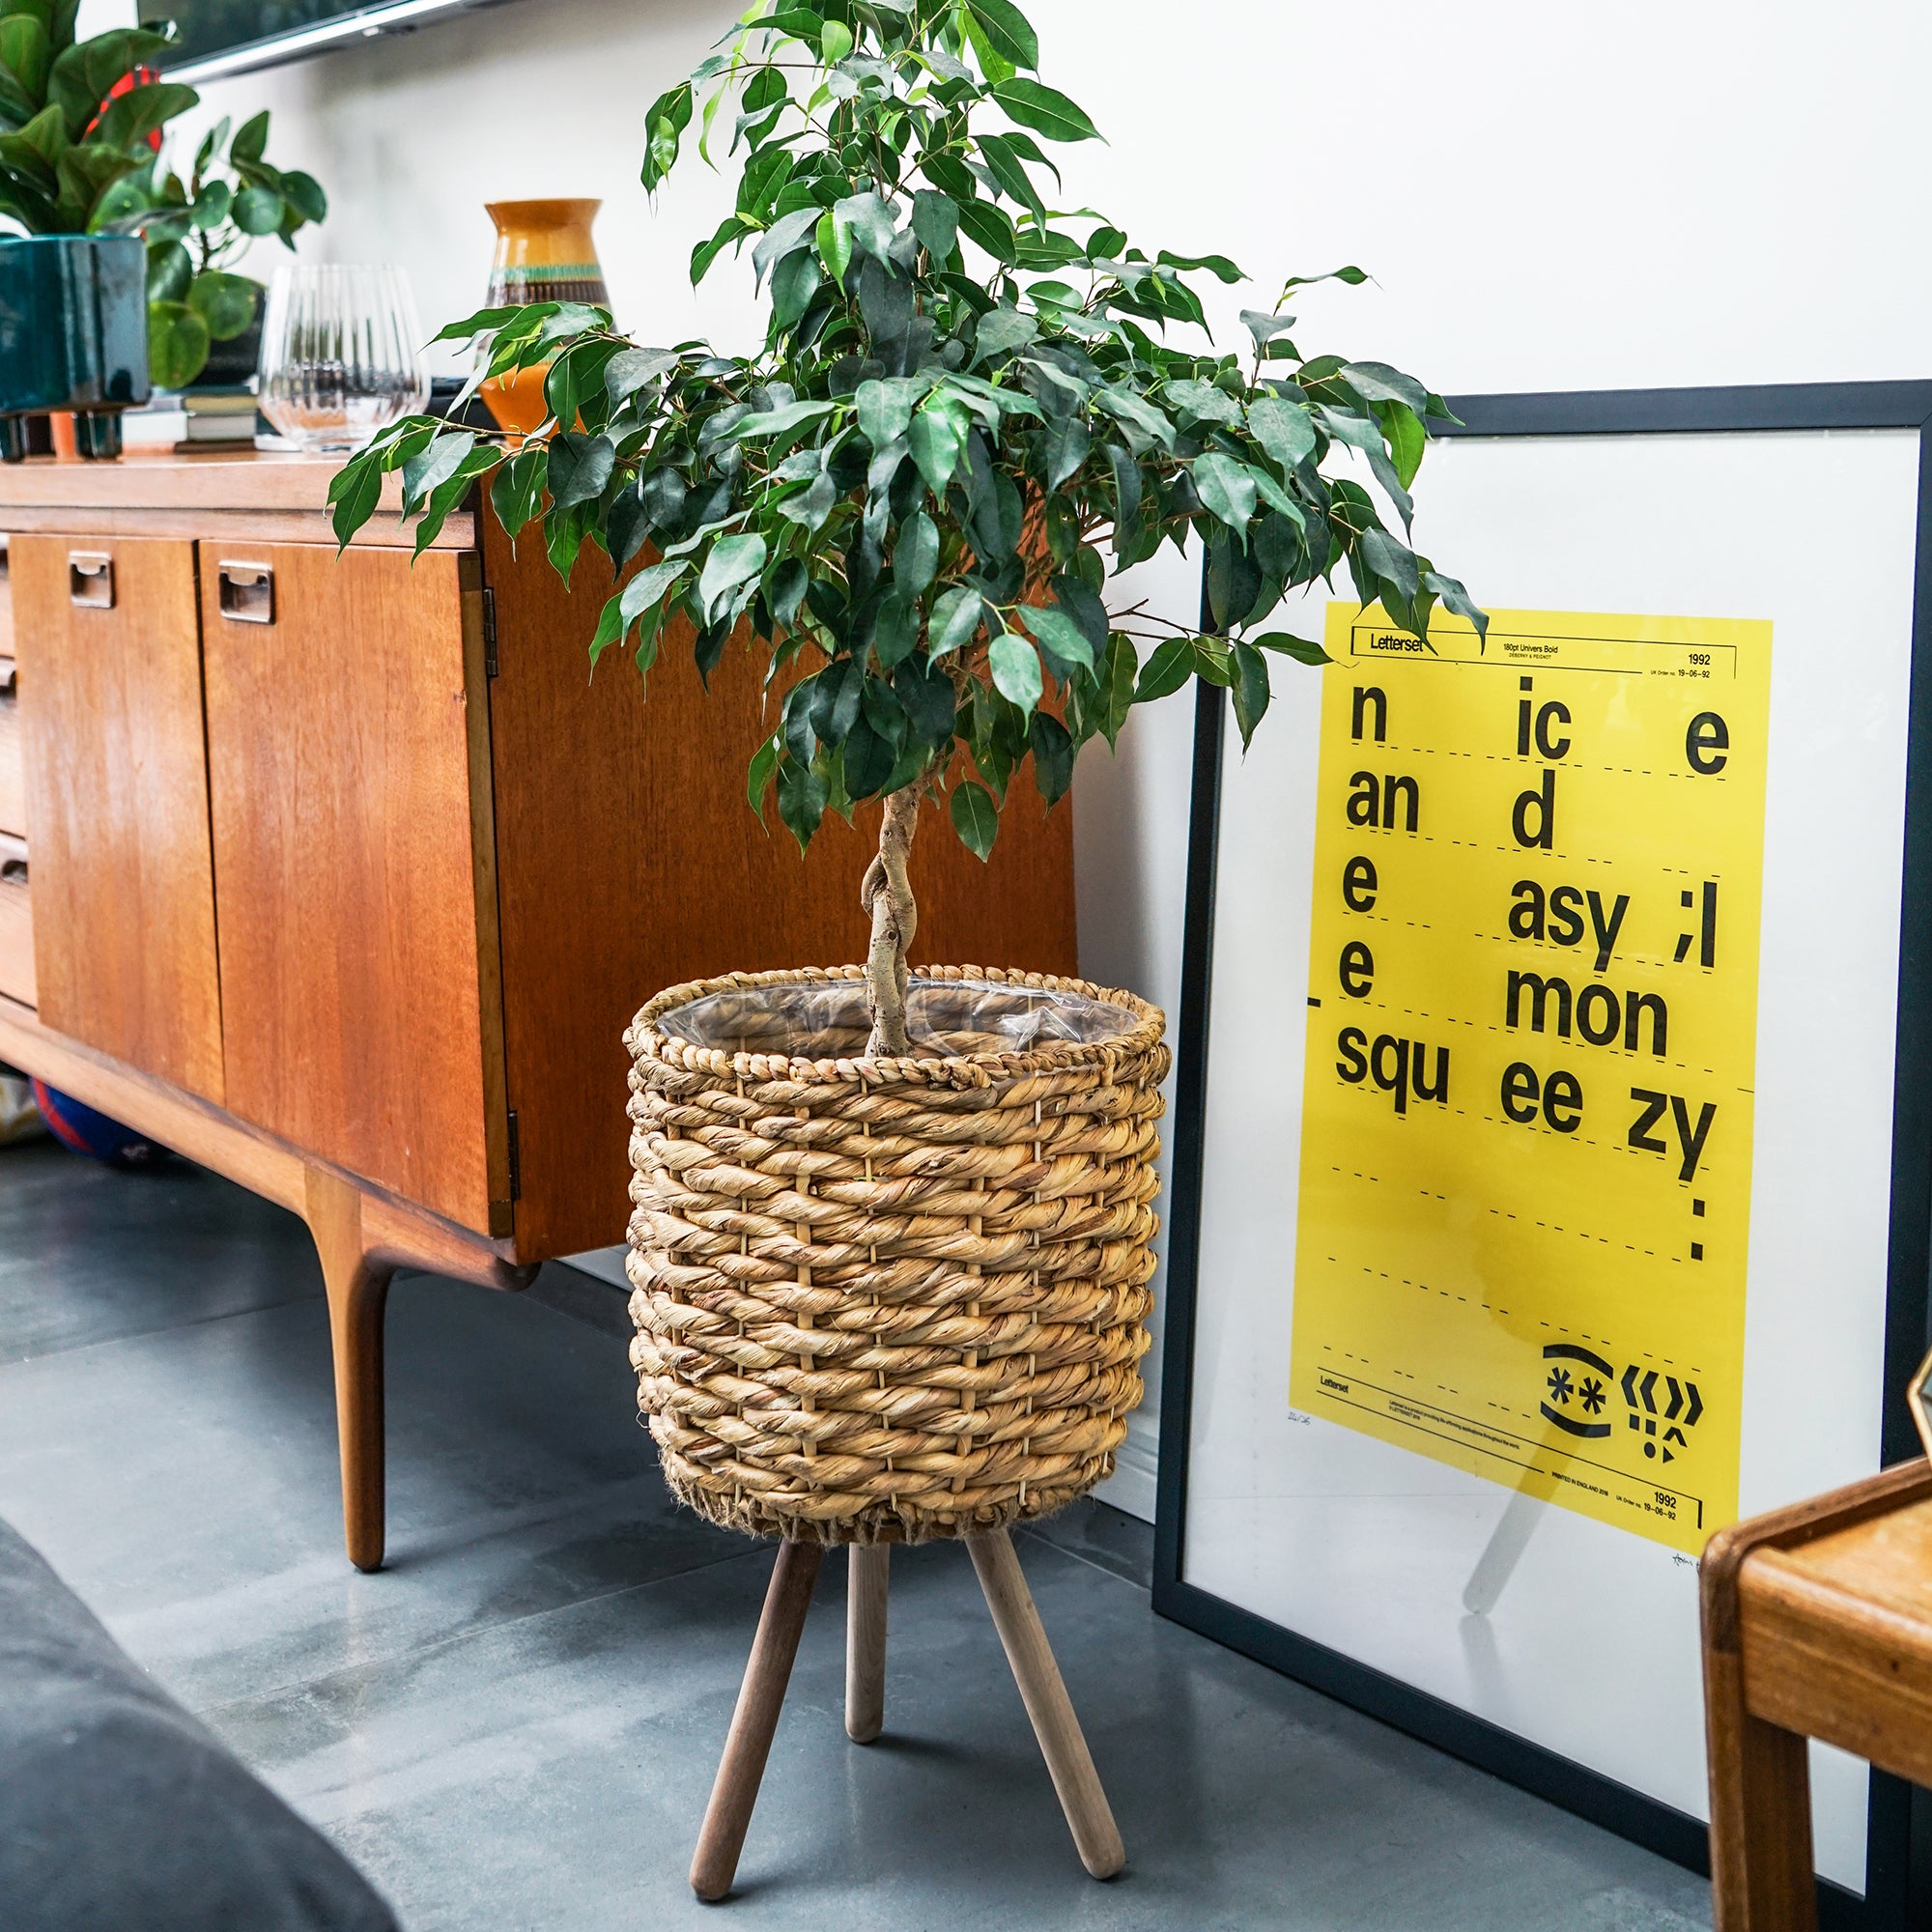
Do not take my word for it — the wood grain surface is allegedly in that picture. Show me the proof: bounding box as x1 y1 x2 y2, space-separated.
0 987 529 1292
0 506 471 550
0 686 25 837
482 514 1080 1260
201 541 504 1235
0 870 34 1007
13 534 224 1098
1700 1460 1932 1930
1739 1493 1932 1782
0 449 415 515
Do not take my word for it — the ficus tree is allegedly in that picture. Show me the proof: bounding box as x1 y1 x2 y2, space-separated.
329 0 1484 1056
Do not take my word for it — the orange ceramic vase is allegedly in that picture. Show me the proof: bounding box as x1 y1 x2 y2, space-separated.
479 198 609 438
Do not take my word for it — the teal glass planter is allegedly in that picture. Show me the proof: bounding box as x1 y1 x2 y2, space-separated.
0 236 150 462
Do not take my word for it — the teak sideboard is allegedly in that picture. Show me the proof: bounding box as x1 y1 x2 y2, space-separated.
0 451 1077 1570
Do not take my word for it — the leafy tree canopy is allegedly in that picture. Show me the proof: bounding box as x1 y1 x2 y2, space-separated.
330 0 1483 863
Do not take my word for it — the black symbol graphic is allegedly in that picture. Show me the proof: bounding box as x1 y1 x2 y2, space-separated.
1541 1344 1613 1438
1621 1363 1704 1463
1673 882 1719 967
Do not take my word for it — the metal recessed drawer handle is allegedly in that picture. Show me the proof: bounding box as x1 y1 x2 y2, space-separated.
216 561 274 625
69 553 112 609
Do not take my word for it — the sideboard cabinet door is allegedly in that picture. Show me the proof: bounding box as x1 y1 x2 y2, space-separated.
199 543 509 1236
12 535 224 1097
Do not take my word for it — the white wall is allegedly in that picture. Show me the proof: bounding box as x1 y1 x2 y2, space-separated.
115 0 1932 1518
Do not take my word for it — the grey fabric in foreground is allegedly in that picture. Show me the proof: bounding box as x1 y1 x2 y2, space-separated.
0 1515 397 1932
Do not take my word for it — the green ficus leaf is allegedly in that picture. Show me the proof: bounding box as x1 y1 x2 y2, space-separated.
834 189 896 264
953 197 1017 265
1247 395 1316 472
401 429 476 516
988 630 1042 716
1380 399 1427 490
1250 631 1329 665
619 556 691 630
1165 379 1242 428
964 0 1039 68
1231 639 1270 750
1017 601 1094 677
910 188 957 262
908 399 966 494
894 510 939 597
1192 451 1256 532
950 778 999 861
814 202 853 285
490 444 548 542
857 375 921 450
697 532 768 622
746 731 782 824
927 584 983 657
991 77 1100 144
972 304 1037 364
1133 636 1193 705
777 753 828 852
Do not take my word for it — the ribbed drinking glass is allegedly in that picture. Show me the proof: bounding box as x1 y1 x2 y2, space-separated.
258 264 428 452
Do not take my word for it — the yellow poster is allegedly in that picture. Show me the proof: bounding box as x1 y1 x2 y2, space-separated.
1289 603 1771 1554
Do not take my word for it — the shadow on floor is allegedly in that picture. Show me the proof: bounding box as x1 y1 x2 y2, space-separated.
0 1146 1713 1931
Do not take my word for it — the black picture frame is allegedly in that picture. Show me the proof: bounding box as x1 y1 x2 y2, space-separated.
1151 381 1932 1931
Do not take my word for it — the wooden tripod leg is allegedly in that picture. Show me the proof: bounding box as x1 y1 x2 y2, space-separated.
691 1540 825 1902
845 1544 890 1743
969 1529 1124 1880
306 1168 396 1575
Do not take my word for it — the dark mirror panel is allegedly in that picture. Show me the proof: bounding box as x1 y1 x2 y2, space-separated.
144 2 382 65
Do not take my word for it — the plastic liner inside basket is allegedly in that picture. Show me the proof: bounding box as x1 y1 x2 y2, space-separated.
660 976 1141 1059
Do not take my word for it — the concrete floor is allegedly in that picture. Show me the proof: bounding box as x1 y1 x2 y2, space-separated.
0 1141 1716 1931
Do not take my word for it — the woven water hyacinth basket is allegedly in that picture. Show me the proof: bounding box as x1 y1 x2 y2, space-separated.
623 964 1169 1546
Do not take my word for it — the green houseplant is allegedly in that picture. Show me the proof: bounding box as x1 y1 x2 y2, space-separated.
329 5 1489 1877
0 10 190 236
140 108 327 389
331 0 1481 1055
0 9 325 395
0 8 186 450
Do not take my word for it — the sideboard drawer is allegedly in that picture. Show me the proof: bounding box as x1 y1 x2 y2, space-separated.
0 832 33 1008
201 542 506 1234
12 535 223 1098
0 658 25 838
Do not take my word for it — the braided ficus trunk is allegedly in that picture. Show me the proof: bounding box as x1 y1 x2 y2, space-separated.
861 785 920 1056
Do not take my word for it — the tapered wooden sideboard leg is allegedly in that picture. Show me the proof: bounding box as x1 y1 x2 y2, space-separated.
968 1528 1124 1880
305 1167 396 1575
691 1539 825 1901
845 1543 890 1744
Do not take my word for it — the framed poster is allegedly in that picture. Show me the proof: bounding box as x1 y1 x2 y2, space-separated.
1152 383 1932 1929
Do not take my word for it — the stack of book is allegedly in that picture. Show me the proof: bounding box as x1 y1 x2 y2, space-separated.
177 391 262 452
